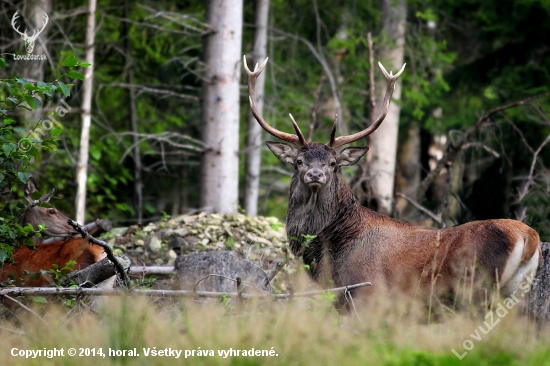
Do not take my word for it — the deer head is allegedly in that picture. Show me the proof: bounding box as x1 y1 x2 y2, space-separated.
243 56 405 199
11 11 48 54
23 177 77 239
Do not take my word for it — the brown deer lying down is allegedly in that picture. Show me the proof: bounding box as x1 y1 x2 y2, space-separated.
22 178 77 243
0 238 107 287
244 56 541 304
1 179 111 287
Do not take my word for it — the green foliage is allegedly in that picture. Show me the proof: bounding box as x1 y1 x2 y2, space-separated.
0 55 86 260
45 259 77 285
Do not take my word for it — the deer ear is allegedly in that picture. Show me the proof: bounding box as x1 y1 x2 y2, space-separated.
337 147 369 166
266 141 298 164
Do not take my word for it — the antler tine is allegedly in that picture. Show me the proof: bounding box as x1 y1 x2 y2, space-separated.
244 55 306 147
327 114 338 147
330 62 406 149
288 114 307 146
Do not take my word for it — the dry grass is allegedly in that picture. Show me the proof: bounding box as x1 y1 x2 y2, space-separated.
2 270 550 366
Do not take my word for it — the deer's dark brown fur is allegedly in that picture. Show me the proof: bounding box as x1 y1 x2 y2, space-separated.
244 56 541 304
278 143 540 301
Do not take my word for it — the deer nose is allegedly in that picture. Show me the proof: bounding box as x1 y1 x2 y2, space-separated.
306 168 325 184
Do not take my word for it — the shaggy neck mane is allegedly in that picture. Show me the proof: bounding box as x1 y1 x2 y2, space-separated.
285 171 360 257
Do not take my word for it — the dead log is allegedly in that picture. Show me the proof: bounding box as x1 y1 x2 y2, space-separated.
174 251 272 294
59 255 130 287
530 242 550 321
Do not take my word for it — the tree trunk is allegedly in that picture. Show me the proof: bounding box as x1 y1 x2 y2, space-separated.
17 0 52 124
366 0 407 215
530 242 550 321
75 0 97 224
200 0 243 214
395 122 421 218
124 0 143 224
244 0 269 217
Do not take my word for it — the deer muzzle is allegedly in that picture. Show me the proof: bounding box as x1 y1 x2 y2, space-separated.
305 168 326 186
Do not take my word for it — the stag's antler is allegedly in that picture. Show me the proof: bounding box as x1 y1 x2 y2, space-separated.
328 62 406 149
244 56 307 148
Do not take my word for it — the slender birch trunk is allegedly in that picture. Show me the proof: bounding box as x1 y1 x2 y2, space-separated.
75 0 96 224
200 0 243 214
244 0 269 217
367 0 407 215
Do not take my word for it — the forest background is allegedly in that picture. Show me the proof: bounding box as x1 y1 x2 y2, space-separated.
0 0 549 247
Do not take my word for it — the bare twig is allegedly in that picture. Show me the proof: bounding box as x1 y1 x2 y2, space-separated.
2 295 48 325
270 27 343 134
0 281 373 299
0 325 25 335
397 193 442 225
67 219 131 288
414 94 545 203
461 142 500 158
100 83 199 101
308 74 326 142
517 133 550 202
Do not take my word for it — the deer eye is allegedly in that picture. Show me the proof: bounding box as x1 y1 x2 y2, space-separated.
296 159 303 166
49 209 56 215
330 161 336 167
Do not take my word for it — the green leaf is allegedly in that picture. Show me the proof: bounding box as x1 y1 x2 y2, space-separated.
24 95 40 110
0 58 5 69
90 148 102 160
3 118 14 125
484 87 498 100
79 62 92 67
51 128 63 136
24 83 38 91
28 146 41 163
0 249 7 263
3 143 17 157
17 172 31 184
67 71 84 81
63 55 79 68
32 297 48 304
57 81 70 97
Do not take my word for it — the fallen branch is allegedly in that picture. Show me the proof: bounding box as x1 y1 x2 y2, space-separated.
128 266 175 276
0 281 372 299
67 219 131 287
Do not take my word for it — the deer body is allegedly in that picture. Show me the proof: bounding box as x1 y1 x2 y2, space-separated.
244 56 541 303
0 238 106 287
284 147 540 298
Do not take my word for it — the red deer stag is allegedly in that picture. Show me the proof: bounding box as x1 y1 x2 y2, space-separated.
244 56 541 304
